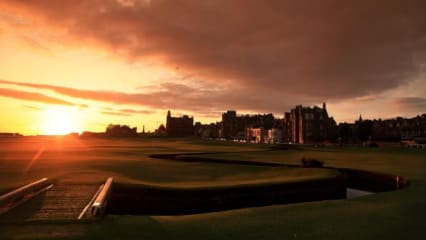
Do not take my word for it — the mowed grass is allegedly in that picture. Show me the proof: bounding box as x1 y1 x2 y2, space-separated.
0 137 334 190
0 137 425 239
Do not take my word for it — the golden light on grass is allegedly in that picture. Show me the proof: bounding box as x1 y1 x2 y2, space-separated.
41 107 81 135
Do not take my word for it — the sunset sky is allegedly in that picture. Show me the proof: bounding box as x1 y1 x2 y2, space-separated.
0 0 425 135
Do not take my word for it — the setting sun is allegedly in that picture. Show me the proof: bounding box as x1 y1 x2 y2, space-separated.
41 107 81 135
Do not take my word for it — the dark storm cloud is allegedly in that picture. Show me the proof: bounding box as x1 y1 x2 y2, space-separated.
392 97 426 112
3 0 425 100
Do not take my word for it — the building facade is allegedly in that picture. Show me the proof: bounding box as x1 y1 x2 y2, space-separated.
166 110 194 137
265 128 283 144
246 127 264 143
286 102 337 144
221 110 237 139
221 110 277 140
194 122 220 139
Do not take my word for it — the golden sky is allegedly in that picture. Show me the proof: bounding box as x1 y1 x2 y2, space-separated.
0 0 425 135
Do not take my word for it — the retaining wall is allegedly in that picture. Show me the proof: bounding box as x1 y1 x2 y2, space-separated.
107 175 346 215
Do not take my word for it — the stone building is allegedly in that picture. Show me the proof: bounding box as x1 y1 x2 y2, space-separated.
221 110 237 139
194 122 220 139
246 127 264 143
265 128 283 144
283 112 292 143
353 114 426 142
221 110 276 140
286 102 337 144
166 110 194 137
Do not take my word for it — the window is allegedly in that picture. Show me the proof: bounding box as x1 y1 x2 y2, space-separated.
305 113 314 120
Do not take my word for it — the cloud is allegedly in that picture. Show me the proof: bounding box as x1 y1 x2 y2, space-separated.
1 0 425 101
101 111 131 117
19 35 51 53
0 79 176 108
0 9 29 26
391 97 426 112
118 108 155 114
101 107 155 116
0 79 298 116
23 105 43 111
0 87 86 107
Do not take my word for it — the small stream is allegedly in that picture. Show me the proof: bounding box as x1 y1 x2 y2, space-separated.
346 188 374 199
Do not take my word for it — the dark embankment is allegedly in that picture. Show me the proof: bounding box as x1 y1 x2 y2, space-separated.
107 175 346 215
339 168 409 192
151 153 410 192
150 153 287 167
106 153 409 216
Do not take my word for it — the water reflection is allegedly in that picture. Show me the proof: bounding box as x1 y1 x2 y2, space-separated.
346 188 373 199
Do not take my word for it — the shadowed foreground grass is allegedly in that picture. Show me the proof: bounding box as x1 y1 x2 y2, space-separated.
0 136 425 239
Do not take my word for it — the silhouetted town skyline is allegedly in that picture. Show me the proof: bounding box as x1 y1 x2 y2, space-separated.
3 103 425 145
156 103 426 144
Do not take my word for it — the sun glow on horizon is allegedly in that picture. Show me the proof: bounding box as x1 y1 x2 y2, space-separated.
41 107 81 135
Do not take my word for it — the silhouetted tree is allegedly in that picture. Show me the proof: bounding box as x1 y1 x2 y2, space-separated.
339 123 353 143
357 120 373 141
105 124 137 137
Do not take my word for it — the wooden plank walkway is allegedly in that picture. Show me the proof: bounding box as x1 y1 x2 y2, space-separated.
0 174 104 223
27 183 99 221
